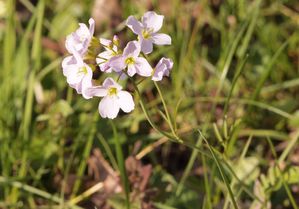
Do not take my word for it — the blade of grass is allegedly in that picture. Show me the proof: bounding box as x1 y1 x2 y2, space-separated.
199 130 239 209
109 120 130 209
251 40 289 101
97 133 119 171
223 55 249 115
0 176 83 209
71 113 98 197
176 134 203 195
266 138 299 209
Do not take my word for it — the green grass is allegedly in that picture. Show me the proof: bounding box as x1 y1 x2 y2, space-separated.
1 0 299 208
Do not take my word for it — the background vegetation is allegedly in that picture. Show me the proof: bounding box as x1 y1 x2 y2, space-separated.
0 0 299 208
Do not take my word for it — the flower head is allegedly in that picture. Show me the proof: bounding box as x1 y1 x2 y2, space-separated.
96 35 119 73
152 57 173 81
62 51 93 99
85 78 135 119
126 11 171 54
109 41 152 77
65 18 95 56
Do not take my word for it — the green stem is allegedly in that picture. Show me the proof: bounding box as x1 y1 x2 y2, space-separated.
131 79 182 143
154 81 179 140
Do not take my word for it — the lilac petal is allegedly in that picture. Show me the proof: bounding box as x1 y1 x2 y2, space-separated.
81 66 93 99
123 41 141 58
152 57 173 81
142 11 164 33
161 57 174 69
98 50 113 60
118 72 128 80
100 38 112 47
88 18 95 36
140 39 153 54
127 64 137 77
135 57 152 77
117 91 135 113
152 63 167 81
84 86 108 98
108 55 126 72
152 33 171 45
98 96 120 119
102 77 122 90
96 58 112 73
65 67 83 85
126 16 143 35
62 56 76 76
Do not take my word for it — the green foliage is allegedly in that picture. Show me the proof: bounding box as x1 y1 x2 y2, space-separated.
0 0 299 208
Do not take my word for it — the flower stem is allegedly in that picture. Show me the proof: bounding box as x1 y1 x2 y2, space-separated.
153 81 179 140
131 79 182 143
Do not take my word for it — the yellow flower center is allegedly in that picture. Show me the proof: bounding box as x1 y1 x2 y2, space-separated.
108 87 117 96
142 29 151 39
78 66 88 75
125 57 135 65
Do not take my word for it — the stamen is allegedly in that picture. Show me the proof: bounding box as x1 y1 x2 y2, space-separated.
125 57 135 65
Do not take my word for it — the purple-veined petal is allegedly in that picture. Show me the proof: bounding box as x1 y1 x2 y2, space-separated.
65 68 83 85
142 11 164 33
98 96 120 119
135 57 152 77
152 57 173 81
108 55 126 72
140 38 153 54
100 38 112 47
84 86 108 98
98 61 113 73
161 57 174 69
62 56 76 76
127 64 137 77
81 66 93 99
123 41 141 58
152 63 166 81
152 33 171 45
98 50 113 60
117 91 135 113
102 77 122 90
126 16 143 35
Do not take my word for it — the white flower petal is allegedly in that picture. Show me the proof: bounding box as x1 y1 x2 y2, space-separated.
102 77 122 90
142 11 164 33
84 86 108 98
152 33 171 45
88 18 95 36
81 67 93 99
140 38 153 54
126 16 143 35
65 68 83 85
117 91 135 113
62 56 76 76
98 96 120 119
100 38 112 47
108 56 126 72
135 57 152 77
127 64 137 77
123 41 141 58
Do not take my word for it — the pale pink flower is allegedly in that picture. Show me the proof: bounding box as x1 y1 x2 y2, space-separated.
96 35 119 73
62 51 93 99
109 41 152 77
85 78 135 119
126 11 171 54
152 57 173 81
65 18 95 56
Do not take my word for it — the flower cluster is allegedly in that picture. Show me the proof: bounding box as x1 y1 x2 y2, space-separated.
62 11 173 119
